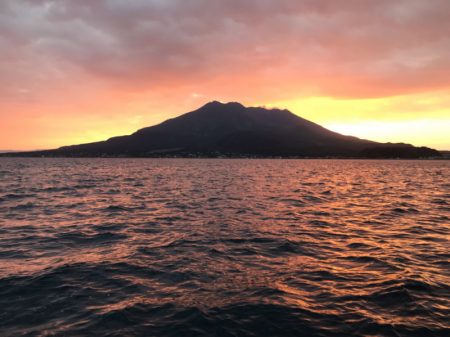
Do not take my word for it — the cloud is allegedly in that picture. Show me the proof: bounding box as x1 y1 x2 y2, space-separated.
1 0 449 102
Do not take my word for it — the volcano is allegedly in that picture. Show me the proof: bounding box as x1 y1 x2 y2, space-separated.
5 101 440 158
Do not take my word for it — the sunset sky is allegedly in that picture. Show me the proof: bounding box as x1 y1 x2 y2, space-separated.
1 0 449 151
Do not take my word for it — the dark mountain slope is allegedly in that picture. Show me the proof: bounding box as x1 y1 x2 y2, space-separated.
2 101 441 158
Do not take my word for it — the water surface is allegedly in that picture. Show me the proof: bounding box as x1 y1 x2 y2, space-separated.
0 159 449 336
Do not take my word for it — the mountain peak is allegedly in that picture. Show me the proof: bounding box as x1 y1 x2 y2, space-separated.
201 101 245 109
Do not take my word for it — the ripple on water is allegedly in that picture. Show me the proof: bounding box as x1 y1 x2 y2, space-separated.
0 158 449 337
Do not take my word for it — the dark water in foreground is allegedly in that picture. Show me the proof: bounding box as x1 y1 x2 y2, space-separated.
0 159 449 337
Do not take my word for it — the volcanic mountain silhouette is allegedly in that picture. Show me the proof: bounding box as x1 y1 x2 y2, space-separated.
6 101 441 158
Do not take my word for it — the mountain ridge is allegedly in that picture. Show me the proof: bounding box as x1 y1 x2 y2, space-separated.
1 101 441 158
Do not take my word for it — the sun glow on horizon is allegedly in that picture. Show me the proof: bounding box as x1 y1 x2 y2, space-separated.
325 120 450 150
2 92 450 151
265 91 450 150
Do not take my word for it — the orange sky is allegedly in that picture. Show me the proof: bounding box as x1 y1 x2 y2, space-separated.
1 0 449 150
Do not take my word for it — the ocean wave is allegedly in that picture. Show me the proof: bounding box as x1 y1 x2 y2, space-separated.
0 158 448 336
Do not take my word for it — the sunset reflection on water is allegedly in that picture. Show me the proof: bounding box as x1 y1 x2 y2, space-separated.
0 158 449 336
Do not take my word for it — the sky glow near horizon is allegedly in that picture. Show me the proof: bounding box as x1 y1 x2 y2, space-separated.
1 0 449 150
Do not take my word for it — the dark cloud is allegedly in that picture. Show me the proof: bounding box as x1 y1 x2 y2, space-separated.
1 0 449 99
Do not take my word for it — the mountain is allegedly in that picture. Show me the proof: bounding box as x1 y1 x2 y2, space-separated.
2 101 441 158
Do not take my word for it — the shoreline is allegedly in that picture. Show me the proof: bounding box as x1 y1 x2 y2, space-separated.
0 154 447 160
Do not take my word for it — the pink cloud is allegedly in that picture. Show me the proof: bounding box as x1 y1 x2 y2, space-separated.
0 0 449 102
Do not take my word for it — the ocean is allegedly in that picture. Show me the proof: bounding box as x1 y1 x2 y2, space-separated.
0 158 449 336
